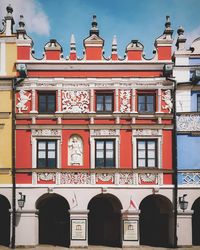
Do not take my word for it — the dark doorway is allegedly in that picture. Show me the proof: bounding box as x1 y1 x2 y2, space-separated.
0 195 11 247
139 195 173 247
36 194 70 247
192 197 200 245
88 193 122 247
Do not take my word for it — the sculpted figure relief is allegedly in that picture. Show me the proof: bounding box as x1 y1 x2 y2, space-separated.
16 90 31 113
68 135 83 166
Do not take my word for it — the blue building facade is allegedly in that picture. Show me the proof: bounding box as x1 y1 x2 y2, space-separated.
174 29 200 245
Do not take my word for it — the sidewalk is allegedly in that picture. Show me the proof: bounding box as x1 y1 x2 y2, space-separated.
1 245 200 250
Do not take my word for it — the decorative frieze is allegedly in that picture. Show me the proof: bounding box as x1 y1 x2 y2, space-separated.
16 90 31 113
138 173 157 183
119 173 135 185
32 129 61 137
177 115 200 131
37 173 56 182
162 90 173 113
90 129 120 136
62 90 89 113
96 173 114 182
120 90 131 113
134 129 160 136
60 173 91 184
182 173 200 185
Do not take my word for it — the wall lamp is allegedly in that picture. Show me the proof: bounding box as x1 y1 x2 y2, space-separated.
179 194 188 212
18 192 26 209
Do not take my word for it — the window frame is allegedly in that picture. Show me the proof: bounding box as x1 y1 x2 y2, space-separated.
38 91 56 114
37 139 57 169
96 92 114 113
137 93 156 114
137 139 157 168
95 139 115 168
197 94 200 112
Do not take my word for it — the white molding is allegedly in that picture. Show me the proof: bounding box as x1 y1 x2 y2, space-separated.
0 42 6 75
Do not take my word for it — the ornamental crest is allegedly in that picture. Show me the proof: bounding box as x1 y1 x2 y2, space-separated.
96 173 114 182
120 90 131 113
37 173 56 182
90 129 119 136
16 90 31 113
62 90 89 113
134 129 159 136
162 90 173 113
139 173 157 183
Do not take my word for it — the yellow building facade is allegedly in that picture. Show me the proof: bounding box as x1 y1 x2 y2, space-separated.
0 5 17 185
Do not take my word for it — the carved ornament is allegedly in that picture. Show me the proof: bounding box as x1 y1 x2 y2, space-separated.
16 90 31 113
62 90 89 113
177 115 200 131
120 90 131 113
162 90 173 113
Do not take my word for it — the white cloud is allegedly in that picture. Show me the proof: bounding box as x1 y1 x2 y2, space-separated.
0 0 50 36
185 26 200 49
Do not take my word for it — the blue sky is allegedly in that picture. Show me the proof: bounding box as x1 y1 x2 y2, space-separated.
1 0 200 59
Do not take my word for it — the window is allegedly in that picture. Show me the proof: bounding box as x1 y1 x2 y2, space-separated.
138 93 155 113
197 94 200 112
96 93 113 112
38 92 56 113
95 139 115 168
37 140 57 168
137 139 157 167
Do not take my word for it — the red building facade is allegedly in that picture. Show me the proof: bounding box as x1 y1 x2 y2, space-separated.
14 15 174 248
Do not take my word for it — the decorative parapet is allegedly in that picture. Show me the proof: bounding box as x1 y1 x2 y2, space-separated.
32 171 163 185
181 172 200 185
177 114 200 132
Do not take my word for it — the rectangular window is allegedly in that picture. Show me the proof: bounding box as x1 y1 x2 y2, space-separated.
96 93 113 112
197 94 200 112
137 139 157 167
38 92 56 113
138 93 155 113
37 140 57 168
95 139 115 168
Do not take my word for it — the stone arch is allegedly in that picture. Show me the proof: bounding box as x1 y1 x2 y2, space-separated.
68 134 83 166
139 194 174 247
0 195 11 247
36 193 70 247
87 193 122 247
192 197 200 245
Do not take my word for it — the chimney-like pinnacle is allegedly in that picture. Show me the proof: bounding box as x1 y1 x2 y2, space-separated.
163 15 173 37
90 15 99 36
19 15 25 29
70 34 76 52
112 35 117 52
177 26 184 36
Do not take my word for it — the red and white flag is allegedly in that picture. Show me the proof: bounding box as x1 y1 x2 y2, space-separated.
129 196 137 209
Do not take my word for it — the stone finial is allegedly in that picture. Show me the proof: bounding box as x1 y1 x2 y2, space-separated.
112 35 117 52
164 15 173 37
17 15 27 39
176 25 186 50
4 4 15 35
90 15 99 36
6 4 13 15
70 34 76 52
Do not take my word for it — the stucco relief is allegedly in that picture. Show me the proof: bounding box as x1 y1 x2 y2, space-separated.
139 173 157 183
119 173 135 185
68 135 83 166
96 173 114 182
16 90 31 113
162 90 173 113
177 115 200 131
62 90 89 113
120 90 131 113
90 129 119 136
60 173 91 184
182 173 200 184
32 129 61 136
134 129 159 136
37 173 56 182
